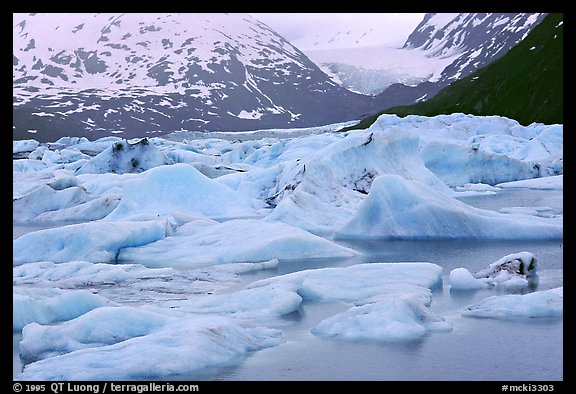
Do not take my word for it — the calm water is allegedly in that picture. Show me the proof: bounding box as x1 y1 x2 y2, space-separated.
163 237 563 381
13 187 563 381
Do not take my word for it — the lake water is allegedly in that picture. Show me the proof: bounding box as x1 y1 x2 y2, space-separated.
159 237 563 381
13 187 563 381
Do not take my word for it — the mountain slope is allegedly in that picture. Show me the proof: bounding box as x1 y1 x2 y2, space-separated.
404 13 547 82
13 13 378 141
371 13 547 110
347 13 562 129
383 13 563 125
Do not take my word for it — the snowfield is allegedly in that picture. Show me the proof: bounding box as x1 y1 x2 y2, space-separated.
13 113 563 380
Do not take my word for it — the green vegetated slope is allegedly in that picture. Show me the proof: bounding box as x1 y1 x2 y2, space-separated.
351 13 563 129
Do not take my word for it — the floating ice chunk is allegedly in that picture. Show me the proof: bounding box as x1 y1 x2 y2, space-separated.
18 314 281 380
455 182 501 194
293 262 443 303
12 165 120 223
497 174 563 190
248 262 449 341
13 260 280 307
268 127 452 235
462 287 563 319
19 306 169 365
13 287 110 332
474 251 538 280
118 219 359 268
13 185 89 222
76 138 171 175
34 193 122 222
335 174 563 240
451 252 539 290
13 220 168 265
312 295 452 341
421 139 539 187
169 281 303 319
52 136 91 147
103 163 262 221
449 268 490 290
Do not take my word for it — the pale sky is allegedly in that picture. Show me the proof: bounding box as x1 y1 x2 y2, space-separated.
250 13 425 45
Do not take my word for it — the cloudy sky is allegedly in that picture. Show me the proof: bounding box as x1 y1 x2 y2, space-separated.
250 13 425 45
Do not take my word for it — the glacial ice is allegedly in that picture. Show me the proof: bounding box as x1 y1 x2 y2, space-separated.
13 113 563 380
13 114 563 242
13 220 168 265
13 287 110 331
334 174 562 240
450 251 539 290
462 287 563 318
117 218 359 268
16 262 446 379
18 314 282 380
102 163 264 221
312 295 452 341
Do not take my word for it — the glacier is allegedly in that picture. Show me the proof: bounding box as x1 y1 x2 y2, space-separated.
13 113 563 380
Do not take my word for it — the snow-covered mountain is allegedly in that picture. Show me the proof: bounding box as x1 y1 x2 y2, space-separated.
280 14 449 95
13 13 377 141
373 12 547 110
403 13 548 82
272 13 546 98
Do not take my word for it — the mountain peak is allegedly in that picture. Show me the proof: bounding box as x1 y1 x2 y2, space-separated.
403 13 547 80
13 13 377 141
13 13 309 93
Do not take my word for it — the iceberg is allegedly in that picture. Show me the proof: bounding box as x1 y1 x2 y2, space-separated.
162 281 304 320
12 113 563 380
369 114 563 185
18 312 281 380
462 287 563 319
13 287 110 331
449 268 490 290
450 251 540 290
13 260 280 310
474 251 538 280
13 185 89 222
335 174 563 240
118 218 359 268
312 295 452 341
247 262 450 341
420 139 539 186
13 220 168 265
13 139 40 155
75 138 171 175
268 127 453 235
103 162 263 221
19 306 168 365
